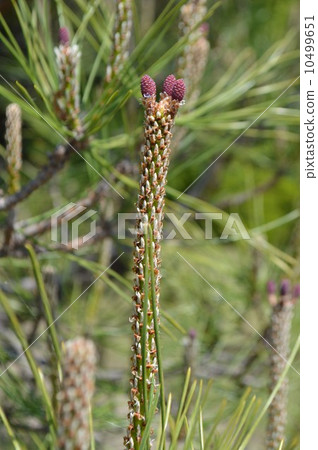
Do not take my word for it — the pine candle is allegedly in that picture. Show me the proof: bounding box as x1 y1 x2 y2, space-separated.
124 75 185 449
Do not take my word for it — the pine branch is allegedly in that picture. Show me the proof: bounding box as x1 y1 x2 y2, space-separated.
0 145 71 212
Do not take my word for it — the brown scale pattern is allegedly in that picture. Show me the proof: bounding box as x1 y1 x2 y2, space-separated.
124 92 182 449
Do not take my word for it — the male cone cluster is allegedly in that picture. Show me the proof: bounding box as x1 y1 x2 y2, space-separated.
54 27 83 140
177 0 209 103
106 0 132 82
5 104 22 194
266 280 299 450
57 337 96 450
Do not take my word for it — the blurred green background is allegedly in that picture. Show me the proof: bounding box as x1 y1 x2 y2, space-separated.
0 0 299 448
